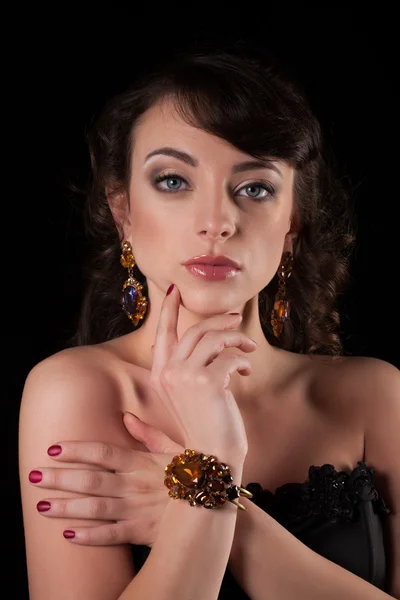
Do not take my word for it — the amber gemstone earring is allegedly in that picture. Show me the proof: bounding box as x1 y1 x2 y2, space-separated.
271 251 293 338
120 241 148 326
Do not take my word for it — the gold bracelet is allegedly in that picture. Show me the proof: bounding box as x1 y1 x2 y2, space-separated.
164 449 253 511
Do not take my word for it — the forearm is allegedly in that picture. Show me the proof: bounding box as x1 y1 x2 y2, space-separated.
119 461 244 600
229 498 394 600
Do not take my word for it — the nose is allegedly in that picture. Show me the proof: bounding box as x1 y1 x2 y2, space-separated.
195 191 237 243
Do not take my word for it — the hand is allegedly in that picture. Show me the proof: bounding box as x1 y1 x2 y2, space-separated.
28 412 185 548
150 284 256 462
29 284 256 546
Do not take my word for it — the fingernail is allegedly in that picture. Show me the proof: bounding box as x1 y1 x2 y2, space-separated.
37 501 51 512
29 470 42 483
48 445 62 456
63 530 75 539
166 284 175 296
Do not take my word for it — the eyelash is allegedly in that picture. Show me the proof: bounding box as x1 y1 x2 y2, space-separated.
153 172 276 202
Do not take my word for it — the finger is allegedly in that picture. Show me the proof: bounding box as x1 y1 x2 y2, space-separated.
61 522 149 546
170 313 243 362
45 441 135 472
151 284 181 377
187 330 257 368
30 468 120 496
37 496 130 520
123 412 184 454
37 491 165 520
206 352 253 382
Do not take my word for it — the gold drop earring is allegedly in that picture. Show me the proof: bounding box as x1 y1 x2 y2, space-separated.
120 241 148 326
271 251 293 338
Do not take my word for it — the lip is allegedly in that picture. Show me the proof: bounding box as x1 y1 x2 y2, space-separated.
183 255 241 269
185 264 240 281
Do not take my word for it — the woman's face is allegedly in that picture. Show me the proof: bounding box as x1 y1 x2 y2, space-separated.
125 97 295 316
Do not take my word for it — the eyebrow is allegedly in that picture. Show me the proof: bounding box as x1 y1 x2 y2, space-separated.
144 146 283 178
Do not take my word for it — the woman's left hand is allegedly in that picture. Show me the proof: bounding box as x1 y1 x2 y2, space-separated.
28 412 184 548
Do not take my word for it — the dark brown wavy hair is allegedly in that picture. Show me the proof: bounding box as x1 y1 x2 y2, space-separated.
71 47 356 355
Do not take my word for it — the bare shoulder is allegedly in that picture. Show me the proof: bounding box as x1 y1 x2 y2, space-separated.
337 354 400 462
324 357 400 597
18 345 139 599
21 344 121 411
305 353 399 425
19 341 142 453
19 342 138 494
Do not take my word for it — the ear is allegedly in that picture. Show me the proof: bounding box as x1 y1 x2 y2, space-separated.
283 215 299 253
106 185 131 241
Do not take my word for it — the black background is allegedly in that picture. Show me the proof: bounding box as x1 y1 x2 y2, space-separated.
6 8 399 598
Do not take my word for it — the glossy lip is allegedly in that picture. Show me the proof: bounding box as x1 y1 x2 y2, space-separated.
185 264 240 281
183 255 241 269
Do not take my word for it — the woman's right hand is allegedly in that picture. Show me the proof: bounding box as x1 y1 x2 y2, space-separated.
149 284 257 465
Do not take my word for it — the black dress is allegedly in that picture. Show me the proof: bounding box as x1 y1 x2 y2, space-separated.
131 461 391 598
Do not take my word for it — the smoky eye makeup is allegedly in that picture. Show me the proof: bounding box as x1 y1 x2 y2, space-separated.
150 170 278 203
146 158 284 201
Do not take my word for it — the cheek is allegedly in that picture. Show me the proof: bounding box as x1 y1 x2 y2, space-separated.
128 192 179 281
130 206 161 237
129 178 177 233
129 180 163 237
130 211 165 264
252 216 286 246
251 222 288 279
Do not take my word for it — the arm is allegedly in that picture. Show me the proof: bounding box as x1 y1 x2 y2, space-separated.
19 350 136 599
229 497 393 599
19 348 244 600
120 470 242 600
228 358 400 599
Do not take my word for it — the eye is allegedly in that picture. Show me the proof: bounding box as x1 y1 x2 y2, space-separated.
236 181 276 202
153 172 276 202
154 172 189 192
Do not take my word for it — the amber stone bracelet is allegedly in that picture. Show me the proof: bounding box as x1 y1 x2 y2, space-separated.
164 449 253 511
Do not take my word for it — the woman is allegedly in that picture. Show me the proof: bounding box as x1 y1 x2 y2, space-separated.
19 49 399 599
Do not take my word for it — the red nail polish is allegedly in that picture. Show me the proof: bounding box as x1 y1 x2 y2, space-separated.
63 530 75 539
37 501 51 512
166 284 174 296
48 445 62 456
29 470 42 483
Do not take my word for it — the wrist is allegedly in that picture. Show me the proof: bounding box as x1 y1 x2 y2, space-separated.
173 446 246 474
187 445 247 467
164 448 248 512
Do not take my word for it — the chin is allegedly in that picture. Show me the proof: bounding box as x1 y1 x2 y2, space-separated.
179 289 241 316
